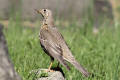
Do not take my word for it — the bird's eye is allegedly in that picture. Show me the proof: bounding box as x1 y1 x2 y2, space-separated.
44 9 46 12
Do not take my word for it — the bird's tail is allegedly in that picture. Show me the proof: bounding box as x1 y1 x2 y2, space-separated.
58 57 70 70
62 60 70 70
71 60 89 77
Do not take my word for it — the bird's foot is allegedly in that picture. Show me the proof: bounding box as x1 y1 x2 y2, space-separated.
45 69 54 72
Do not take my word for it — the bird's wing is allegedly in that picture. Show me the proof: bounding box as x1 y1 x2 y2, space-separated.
48 26 75 60
46 26 89 77
40 28 70 70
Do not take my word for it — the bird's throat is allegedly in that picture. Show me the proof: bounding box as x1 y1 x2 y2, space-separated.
43 17 54 26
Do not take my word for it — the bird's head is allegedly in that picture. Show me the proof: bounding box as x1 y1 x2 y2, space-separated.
35 9 52 19
35 9 54 25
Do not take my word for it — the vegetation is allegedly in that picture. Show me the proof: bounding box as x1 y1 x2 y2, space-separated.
4 18 120 80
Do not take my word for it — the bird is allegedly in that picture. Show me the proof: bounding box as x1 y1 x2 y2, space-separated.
35 9 89 77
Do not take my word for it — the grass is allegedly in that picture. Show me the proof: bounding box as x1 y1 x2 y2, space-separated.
4 19 120 80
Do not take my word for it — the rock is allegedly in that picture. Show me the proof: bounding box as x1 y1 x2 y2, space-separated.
0 24 21 80
29 69 65 80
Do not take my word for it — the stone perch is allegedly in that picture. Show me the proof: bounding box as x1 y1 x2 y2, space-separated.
29 68 65 80
0 24 21 80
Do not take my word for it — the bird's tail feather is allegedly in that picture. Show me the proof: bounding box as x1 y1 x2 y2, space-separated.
62 60 70 70
71 60 89 77
58 58 70 70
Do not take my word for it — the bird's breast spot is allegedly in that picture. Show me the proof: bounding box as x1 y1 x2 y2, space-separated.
42 25 48 30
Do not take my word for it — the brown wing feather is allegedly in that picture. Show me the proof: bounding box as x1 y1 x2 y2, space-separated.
45 26 90 77
39 27 70 70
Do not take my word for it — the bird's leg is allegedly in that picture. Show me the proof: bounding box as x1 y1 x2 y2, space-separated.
46 58 54 72
48 61 53 71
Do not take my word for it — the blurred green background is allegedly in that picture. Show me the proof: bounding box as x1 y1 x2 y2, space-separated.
1 0 120 80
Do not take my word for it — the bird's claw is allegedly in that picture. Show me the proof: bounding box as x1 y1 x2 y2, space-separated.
45 69 54 72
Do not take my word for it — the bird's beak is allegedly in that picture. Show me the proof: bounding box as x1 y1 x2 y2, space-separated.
35 9 41 14
35 9 44 18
